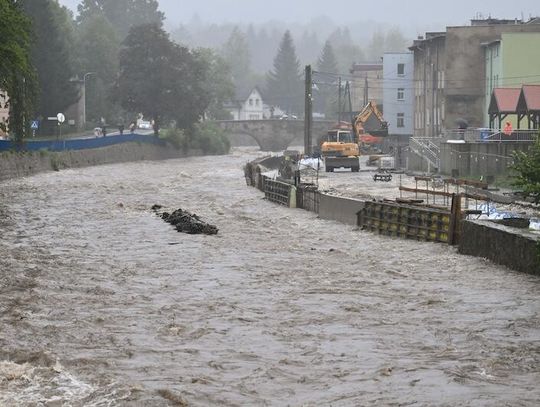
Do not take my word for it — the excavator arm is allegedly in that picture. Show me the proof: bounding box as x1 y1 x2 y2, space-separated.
354 101 388 137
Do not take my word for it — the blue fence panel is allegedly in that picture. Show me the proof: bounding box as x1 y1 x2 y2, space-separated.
0 133 166 152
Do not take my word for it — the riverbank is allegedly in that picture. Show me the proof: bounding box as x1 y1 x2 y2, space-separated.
0 142 196 182
246 154 540 275
1 151 538 405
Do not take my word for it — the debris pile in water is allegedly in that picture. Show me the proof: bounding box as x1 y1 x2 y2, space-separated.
152 205 218 235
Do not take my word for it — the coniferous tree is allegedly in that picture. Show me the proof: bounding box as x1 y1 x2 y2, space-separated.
328 28 366 73
266 30 302 114
221 27 251 88
315 40 339 117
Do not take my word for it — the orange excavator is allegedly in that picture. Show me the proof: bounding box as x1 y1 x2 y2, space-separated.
320 101 388 172
354 101 388 151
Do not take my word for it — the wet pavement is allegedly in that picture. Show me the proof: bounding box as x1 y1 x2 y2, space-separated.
1 149 539 406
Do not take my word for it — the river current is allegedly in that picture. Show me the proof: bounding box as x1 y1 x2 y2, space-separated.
1 149 539 406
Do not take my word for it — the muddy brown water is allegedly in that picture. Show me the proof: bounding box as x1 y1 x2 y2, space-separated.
1 149 539 406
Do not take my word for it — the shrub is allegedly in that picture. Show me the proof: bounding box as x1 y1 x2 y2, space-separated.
512 130 540 203
190 122 230 155
161 127 189 151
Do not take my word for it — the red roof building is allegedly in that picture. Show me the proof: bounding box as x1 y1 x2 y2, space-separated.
517 84 540 129
489 85 540 129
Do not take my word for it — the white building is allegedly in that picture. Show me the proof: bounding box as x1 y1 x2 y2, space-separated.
227 87 265 120
383 52 414 136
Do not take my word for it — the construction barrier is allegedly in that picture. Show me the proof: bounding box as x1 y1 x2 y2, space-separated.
263 177 296 208
358 200 453 244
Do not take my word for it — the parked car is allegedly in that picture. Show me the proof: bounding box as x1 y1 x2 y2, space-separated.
138 120 152 130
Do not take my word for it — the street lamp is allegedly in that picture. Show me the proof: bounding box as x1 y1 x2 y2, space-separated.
82 72 95 129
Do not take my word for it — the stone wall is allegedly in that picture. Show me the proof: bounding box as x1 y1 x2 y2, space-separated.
0 143 190 182
459 220 540 275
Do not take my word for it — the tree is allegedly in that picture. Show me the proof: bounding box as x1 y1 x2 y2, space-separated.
75 13 120 125
265 31 303 114
314 40 339 116
116 23 211 133
385 27 408 53
368 30 386 61
221 27 251 88
77 0 164 40
0 0 36 141
194 48 235 120
328 28 366 73
21 0 79 123
512 133 540 203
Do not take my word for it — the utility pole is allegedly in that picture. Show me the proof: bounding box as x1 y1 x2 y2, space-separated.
338 77 342 123
346 82 354 126
364 76 368 107
304 65 313 156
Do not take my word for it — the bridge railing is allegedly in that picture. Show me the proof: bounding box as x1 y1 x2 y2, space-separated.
0 133 165 153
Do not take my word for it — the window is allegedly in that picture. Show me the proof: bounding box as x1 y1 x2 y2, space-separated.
397 113 405 128
249 99 253 106
256 99 260 106
397 63 405 76
397 88 404 101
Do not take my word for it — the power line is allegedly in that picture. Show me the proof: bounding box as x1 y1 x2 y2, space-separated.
313 69 540 85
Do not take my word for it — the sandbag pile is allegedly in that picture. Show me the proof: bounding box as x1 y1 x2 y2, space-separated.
152 205 218 235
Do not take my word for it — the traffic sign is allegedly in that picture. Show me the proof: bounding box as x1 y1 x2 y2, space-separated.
57 113 65 124
30 120 39 129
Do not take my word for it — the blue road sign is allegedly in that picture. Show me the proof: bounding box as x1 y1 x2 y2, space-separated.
31 120 39 129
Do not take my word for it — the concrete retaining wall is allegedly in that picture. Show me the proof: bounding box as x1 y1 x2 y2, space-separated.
440 141 532 177
459 220 540 275
318 194 366 225
0 142 190 182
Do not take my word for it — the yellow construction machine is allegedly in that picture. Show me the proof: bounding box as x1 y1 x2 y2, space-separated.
320 101 388 172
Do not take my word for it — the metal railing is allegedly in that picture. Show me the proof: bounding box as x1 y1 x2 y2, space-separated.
409 137 440 170
443 128 538 143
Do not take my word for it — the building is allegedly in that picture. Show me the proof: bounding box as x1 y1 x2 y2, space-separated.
410 18 540 137
409 32 446 138
226 87 265 120
349 63 383 112
484 32 540 127
383 52 414 136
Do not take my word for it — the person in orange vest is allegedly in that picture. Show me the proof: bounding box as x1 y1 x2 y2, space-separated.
503 121 513 136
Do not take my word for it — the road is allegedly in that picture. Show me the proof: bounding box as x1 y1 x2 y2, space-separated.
0 148 539 406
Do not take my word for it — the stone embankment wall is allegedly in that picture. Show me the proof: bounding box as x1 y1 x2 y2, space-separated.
459 220 540 275
0 143 189 182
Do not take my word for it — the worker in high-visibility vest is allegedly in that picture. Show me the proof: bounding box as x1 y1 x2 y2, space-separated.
503 121 513 136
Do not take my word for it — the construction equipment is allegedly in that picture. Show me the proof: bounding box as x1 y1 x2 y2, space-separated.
320 121 360 172
354 101 388 152
319 101 388 173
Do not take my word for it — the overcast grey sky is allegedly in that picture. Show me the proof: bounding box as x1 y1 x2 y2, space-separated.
59 0 539 29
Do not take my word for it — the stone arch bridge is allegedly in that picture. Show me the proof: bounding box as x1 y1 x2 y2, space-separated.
215 119 334 151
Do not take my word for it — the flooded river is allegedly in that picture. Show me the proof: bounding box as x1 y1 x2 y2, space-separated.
1 149 539 406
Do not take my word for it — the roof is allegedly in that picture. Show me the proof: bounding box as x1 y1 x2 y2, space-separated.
408 32 446 50
350 63 383 73
488 88 521 114
521 84 540 111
